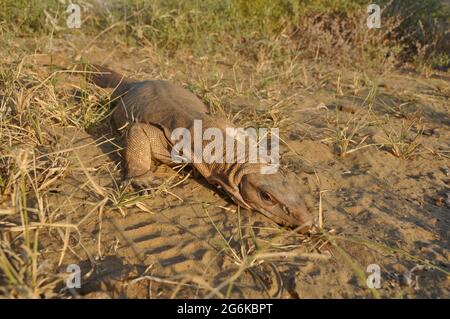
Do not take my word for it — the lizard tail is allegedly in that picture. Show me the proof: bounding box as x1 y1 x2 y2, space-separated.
88 64 134 97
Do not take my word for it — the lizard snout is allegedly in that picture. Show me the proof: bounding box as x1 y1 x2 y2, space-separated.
285 201 315 232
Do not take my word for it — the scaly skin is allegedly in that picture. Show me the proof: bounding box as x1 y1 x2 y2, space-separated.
88 64 315 230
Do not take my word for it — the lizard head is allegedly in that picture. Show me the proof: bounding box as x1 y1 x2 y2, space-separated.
238 170 315 232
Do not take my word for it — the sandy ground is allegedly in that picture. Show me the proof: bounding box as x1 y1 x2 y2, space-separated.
1 35 449 298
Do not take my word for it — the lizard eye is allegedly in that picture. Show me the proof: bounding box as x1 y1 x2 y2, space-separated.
260 191 274 203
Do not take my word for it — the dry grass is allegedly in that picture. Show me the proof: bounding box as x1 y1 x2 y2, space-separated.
380 117 424 159
1 1 449 299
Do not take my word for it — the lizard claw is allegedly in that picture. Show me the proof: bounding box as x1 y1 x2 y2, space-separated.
123 176 163 196
131 180 153 196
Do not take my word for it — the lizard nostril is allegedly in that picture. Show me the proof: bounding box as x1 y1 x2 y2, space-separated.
282 205 290 216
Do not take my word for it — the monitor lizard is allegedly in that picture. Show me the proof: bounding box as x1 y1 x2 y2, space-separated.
87 64 315 231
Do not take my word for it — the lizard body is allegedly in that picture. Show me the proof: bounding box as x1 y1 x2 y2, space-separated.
89 65 314 230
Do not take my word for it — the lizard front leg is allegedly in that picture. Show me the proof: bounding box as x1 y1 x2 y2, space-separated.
123 122 169 193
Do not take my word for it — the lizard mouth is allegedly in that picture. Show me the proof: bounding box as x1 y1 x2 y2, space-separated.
232 192 313 232
258 207 313 231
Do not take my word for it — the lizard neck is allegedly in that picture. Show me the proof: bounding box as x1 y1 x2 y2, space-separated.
194 162 263 209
